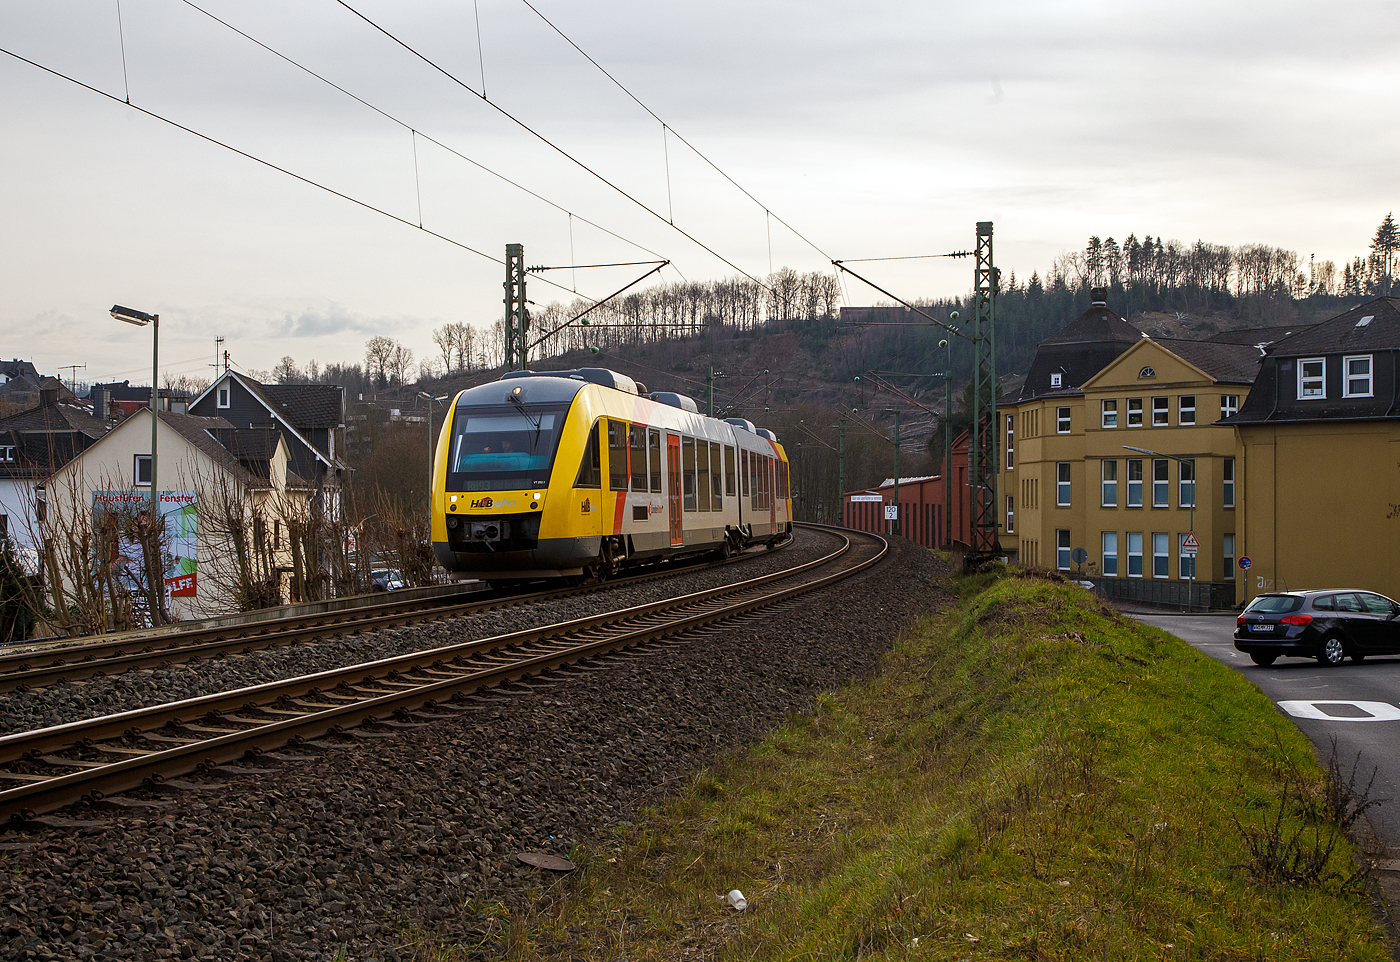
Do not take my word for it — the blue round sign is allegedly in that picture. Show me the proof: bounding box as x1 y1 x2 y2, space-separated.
1239 556 1252 570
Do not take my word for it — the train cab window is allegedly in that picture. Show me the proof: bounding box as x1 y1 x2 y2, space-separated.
681 436 696 511
607 419 629 491
697 439 712 511
647 428 662 493
710 442 723 503
575 421 602 488
724 445 736 497
629 425 647 492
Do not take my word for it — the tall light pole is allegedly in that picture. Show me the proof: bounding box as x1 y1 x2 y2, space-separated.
942 331 953 548
1124 445 1196 612
418 391 449 504
111 305 159 518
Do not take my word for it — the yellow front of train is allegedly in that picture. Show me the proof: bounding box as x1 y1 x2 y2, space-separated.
430 375 605 580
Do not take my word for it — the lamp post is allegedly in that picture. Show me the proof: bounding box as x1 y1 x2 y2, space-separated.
418 391 449 504
1124 445 1196 612
111 305 159 518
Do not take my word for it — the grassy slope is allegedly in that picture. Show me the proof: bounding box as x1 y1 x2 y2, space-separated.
444 571 1388 961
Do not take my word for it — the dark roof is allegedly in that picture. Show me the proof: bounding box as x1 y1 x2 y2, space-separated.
1017 303 1143 401
0 401 109 440
1205 325 1316 347
258 384 344 430
91 380 149 402
159 413 277 489
1264 297 1400 356
0 432 90 479
1152 339 1263 385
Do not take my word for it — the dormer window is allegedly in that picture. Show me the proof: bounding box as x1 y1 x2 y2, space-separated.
1139 367 1155 378
0 446 14 463
217 385 231 409
1299 358 1325 399
1050 372 1063 389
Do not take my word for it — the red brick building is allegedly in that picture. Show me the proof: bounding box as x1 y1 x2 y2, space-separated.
842 430 972 548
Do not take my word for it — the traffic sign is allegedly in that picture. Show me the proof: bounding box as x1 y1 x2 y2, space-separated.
1182 532 1200 549
1240 556 1252 570
883 505 898 521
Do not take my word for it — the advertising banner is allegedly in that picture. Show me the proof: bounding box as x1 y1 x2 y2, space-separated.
92 490 198 600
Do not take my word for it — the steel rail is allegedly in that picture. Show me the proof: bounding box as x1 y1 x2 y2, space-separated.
0 541 788 692
0 525 883 823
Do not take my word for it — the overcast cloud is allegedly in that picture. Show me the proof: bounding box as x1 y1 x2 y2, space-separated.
1 0 1396 384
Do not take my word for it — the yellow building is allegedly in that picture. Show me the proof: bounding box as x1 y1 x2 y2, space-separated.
1001 289 1261 607
1227 297 1400 602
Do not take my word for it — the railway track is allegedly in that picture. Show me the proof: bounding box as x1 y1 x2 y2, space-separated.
0 540 787 693
0 524 885 823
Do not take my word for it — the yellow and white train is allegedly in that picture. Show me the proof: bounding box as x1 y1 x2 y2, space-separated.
430 368 792 582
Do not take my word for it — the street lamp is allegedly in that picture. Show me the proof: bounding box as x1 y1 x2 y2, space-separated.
111 305 159 518
1124 445 1197 612
418 391 449 497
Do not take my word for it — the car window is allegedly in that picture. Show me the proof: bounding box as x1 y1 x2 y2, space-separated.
1334 593 1364 613
1359 593 1396 615
1312 595 1334 611
1244 595 1303 614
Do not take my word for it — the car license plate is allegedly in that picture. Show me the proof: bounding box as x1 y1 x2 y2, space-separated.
1249 624 1273 633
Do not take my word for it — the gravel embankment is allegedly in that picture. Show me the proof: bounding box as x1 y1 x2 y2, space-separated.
0 533 952 961
1 532 837 736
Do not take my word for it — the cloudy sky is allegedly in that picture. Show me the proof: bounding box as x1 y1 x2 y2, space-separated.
2 0 1397 386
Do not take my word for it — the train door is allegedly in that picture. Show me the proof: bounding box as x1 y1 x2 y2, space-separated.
666 433 683 546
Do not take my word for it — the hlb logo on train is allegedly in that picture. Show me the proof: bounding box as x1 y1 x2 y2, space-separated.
470 496 516 509
581 498 592 514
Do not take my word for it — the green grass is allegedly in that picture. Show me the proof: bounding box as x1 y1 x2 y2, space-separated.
432 569 1389 961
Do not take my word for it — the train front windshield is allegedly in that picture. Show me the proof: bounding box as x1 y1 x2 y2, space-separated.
446 403 569 491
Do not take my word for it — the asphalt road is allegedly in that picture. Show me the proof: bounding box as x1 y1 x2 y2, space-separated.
1135 612 1400 858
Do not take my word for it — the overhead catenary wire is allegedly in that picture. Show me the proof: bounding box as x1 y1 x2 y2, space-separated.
332 0 772 290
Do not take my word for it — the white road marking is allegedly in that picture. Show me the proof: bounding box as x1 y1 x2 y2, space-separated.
1277 700 1400 721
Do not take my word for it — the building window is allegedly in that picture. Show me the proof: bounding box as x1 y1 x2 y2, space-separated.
1223 533 1236 580
1102 531 1118 576
1051 372 1063 389
1344 355 1373 398
1220 394 1239 419
1178 459 1195 507
1152 459 1169 507
135 454 152 487
1299 357 1325 399
1056 406 1071 434
1005 495 1014 534
1152 532 1169 578
1005 414 1014 469
1223 457 1235 508
1152 396 1169 426
1139 367 1155 378
1127 398 1143 427
216 385 231 409
1127 459 1143 507
1178 395 1195 425
1057 462 1071 506
0 446 13 463
1127 532 1143 577
1056 529 1071 571
1179 533 1196 579
1102 459 1118 507
1101 399 1118 428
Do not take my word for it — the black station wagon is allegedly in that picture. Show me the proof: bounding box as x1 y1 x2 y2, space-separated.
1234 589 1400 667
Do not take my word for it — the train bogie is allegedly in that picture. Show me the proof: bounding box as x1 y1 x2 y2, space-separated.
431 369 791 582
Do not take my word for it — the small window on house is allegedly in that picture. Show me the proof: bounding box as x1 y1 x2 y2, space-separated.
216 385 231 409
1056 529 1071 571
1102 531 1118 576
1127 532 1143 577
1178 459 1195 507
1178 395 1195 424
1152 459 1168 507
1299 358 1325 398
1056 462 1071 506
1152 397 1169 426
1050 372 1063 388
1005 495 1014 534
1223 533 1236 580
1101 399 1117 428
1344 355 1372 397
1178 533 1196 579
1005 414 1014 469
1127 459 1143 507
0 446 14 463
1223 457 1235 508
1101 459 1118 507
135 454 152 487
1220 394 1239 419
1152 532 1169 578
1139 367 1155 378
1056 407 1071 434
1127 398 1143 427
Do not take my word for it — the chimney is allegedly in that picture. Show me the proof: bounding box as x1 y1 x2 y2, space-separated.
1090 286 1108 307
39 385 59 408
92 389 107 421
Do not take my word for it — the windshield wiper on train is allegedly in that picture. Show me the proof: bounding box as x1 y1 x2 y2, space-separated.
508 393 544 449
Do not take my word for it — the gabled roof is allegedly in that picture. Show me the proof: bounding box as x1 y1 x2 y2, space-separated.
1264 297 1400 355
1016 302 1143 401
0 401 110 440
1149 339 1263 385
192 371 343 470
1205 325 1315 347
159 412 278 489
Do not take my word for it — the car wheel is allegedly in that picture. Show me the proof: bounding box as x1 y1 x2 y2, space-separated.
1317 636 1346 667
1249 653 1277 667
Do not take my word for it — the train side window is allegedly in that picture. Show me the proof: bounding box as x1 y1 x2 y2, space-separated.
741 450 750 497
575 421 602 488
629 425 648 492
724 445 736 497
608 419 629 491
710 442 723 502
779 459 790 499
697 439 712 511
681 436 696 511
647 428 662 493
